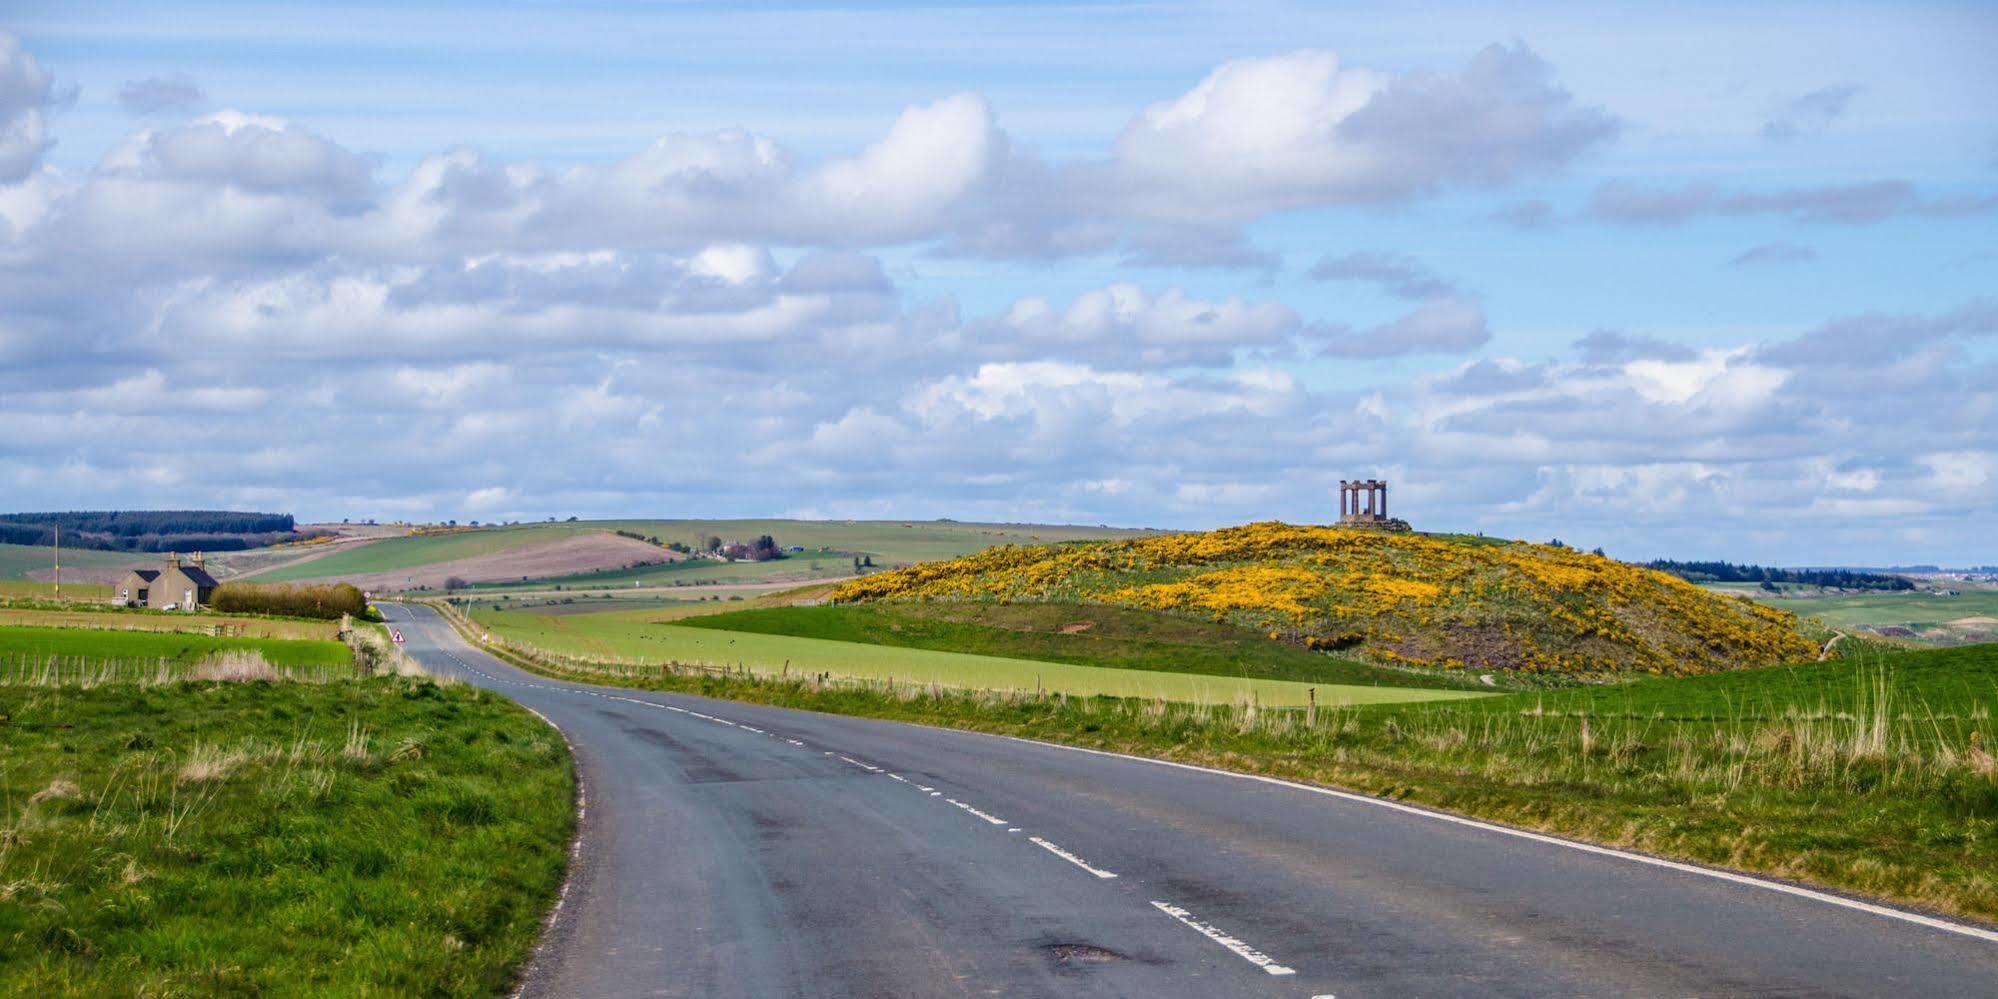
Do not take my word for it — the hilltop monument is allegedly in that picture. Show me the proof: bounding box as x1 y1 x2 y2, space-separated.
1337 479 1412 531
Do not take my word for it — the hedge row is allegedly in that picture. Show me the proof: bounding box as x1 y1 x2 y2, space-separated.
211 582 368 620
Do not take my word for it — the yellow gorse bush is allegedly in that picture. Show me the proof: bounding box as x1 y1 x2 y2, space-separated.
832 522 1817 676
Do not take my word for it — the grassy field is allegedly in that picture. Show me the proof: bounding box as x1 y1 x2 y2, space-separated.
467 604 1485 707
0 624 350 671
445 615 1998 924
452 549 856 593
0 676 573 995
678 602 1488 690
0 607 342 641
0 543 139 581
1751 585 1998 639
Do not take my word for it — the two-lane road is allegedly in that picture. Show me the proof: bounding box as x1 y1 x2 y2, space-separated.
384 604 1998 997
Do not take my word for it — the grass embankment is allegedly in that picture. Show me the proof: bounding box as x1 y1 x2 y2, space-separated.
467 604 1480 707
446 601 1998 924
0 677 573 995
680 602 1485 690
834 522 1819 677
0 607 342 641
0 624 350 673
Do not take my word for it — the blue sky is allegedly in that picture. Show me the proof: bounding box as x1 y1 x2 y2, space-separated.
1 1 1994 563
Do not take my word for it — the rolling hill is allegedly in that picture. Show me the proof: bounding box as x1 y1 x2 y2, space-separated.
832 521 1819 676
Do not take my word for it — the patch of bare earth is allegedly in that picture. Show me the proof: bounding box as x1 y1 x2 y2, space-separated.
293 531 679 591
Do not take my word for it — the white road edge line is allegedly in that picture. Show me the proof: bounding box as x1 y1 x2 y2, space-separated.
1002 736 1998 946
1149 900 1294 976
1029 836 1117 879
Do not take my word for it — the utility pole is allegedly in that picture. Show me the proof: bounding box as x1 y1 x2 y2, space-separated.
53 524 61 601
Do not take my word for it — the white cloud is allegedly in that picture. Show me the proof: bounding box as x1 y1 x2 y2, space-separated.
0 30 58 184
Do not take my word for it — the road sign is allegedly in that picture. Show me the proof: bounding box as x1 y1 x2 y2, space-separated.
390 628 404 644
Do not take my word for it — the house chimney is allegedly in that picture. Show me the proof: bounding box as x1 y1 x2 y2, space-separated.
168 552 181 569
193 551 205 570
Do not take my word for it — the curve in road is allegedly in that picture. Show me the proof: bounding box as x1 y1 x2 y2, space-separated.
383 603 1998 998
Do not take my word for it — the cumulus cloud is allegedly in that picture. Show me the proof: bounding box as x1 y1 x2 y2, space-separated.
117 75 206 116
1760 84 1859 141
0 30 58 184
1110 43 1616 223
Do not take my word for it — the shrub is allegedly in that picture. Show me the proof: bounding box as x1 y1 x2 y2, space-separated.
212 582 368 620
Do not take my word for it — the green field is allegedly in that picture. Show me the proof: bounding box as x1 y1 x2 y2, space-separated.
469 605 1485 707
678 602 1486 690
0 543 139 581
0 677 571 995
459 549 855 592
0 624 351 670
1751 585 1998 636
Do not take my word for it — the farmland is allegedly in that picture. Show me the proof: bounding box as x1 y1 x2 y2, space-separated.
0 542 142 581
1743 583 1998 644
260 519 1159 590
0 607 342 641
0 676 571 995
678 602 1487 689
0 624 350 671
466 604 1484 707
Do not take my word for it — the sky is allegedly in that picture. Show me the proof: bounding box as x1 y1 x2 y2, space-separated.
0 1 1994 564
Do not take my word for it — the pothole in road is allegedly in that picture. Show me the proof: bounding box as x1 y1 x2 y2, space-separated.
1046 943 1125 964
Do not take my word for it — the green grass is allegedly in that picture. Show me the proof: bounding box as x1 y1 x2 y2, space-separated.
1753 586 1998 634
0 676 573 996
677 602 1486 690
0 544 139 581
468 605 1483 707
0 625 351 670
448 613 1998 925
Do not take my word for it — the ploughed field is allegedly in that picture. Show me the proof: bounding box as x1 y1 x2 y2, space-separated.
834 522 1819 677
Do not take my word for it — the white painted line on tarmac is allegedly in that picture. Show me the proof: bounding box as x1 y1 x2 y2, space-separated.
944 798 1009 825
1007 737 1998 947
1149 900 1295 976
1029 836 1117 879
839 755 884 773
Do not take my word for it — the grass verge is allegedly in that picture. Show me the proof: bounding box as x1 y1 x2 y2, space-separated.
0 676 573 996
436 601 1998 925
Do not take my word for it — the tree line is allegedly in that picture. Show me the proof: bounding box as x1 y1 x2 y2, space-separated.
211 582 368 620
1645 559 1914 591
0 510 297 552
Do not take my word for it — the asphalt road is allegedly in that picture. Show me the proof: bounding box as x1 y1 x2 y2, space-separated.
383 604 1998 998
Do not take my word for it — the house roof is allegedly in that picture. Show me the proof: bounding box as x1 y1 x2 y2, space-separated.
127 569 160 582
164 565 220 588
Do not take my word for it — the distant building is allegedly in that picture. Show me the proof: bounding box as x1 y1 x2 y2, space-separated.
114 569 159 607
115 553 219 610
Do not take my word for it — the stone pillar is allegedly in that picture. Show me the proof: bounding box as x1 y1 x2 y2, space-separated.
1380 481 1388 520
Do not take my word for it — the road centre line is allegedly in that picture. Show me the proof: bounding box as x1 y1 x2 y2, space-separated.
1029 836 1117 879
944 798 1009 825
1149 901 1295 976
1006 736 1998 947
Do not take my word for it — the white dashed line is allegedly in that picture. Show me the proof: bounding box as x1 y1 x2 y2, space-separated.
943 798 1009 825
1150 901 1295 976
1029 837 1117 879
